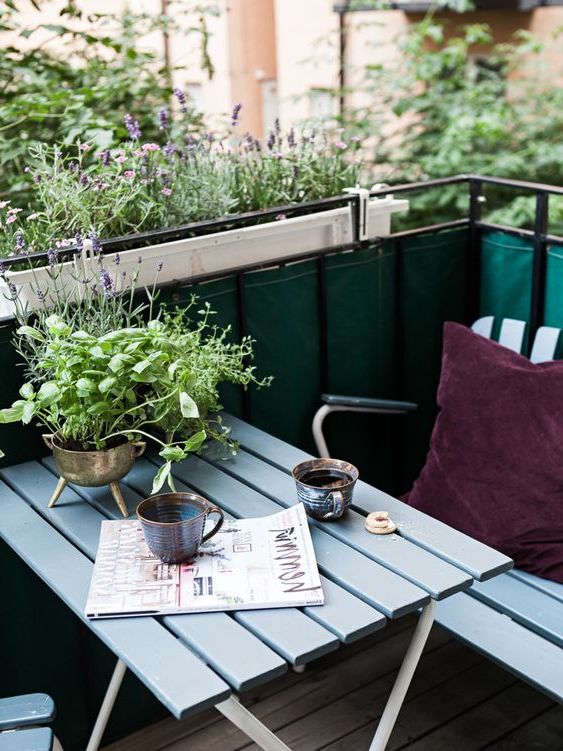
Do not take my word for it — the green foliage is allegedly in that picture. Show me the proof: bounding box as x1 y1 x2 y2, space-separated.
340 10 563 229
0 256 271 492
0 2 208 204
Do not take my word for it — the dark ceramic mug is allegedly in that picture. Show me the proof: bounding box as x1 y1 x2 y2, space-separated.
292 458 359 521
137 492 224 563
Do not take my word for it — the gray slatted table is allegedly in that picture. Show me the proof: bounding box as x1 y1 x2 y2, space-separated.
0 416 512 751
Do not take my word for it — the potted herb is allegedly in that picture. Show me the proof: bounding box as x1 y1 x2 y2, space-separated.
0 257 270 514
0 101 408 318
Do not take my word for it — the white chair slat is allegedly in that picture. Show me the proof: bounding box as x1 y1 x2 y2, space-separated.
498 318 526 354
530 326 560 364
471 316 494 339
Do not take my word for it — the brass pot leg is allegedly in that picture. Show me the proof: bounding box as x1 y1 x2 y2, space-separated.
109 482 129 518
48 477 68 508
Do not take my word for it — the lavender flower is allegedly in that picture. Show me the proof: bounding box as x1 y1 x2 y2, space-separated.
0 261 6 278
80 173 89 187
100 150 111 166
68 161 77 173
75 232 83 252
142 143 160 152
274 117 281 136
231 103 242 127
33 174 41 184
267 131 275 151
254 138 262 152
15 233 26 253
99 268 116 298
47 248 58 267
35 287 46 302
158 107 169 130
157 260 163 272
89 233 101 254
8 282 17 298
163 141 176 157
161 187 172 196
288 128 296 148
114 253 120 266
173 87 188 113
124 113 142 140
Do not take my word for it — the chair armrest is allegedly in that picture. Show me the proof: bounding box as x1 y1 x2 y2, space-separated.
0 695 55 731
321 394 418 412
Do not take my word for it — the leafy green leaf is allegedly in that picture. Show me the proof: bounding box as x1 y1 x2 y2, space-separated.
98 376 116 394
37 382 60 406
22 401 36 425
19 382 34 400
16 326 44 342
151 461 171 494
184 429 206 453
0 401 26 424
159 446 186 462
179 392 199 419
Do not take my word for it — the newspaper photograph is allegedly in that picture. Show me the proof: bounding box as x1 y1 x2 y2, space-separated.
85 503 324 618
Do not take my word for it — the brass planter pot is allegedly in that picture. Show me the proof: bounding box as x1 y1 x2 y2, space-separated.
43 435 146 517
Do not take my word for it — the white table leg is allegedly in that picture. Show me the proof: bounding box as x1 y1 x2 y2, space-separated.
369 600 436 751
216 696 292 751
85 658 127 751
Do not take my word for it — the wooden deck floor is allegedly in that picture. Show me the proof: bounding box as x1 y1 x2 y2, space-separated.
104 619 563 751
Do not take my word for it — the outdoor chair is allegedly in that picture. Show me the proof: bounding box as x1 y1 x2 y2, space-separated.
312 315 563 703
0 694 62 751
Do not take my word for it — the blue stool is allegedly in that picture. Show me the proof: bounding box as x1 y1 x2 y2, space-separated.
0 694 61 751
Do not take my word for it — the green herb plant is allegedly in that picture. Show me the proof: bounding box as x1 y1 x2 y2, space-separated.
0 254 271 492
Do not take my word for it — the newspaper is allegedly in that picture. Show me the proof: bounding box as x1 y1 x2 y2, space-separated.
85 503 323 618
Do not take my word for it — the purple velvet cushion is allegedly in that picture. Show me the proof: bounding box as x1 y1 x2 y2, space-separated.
408 322 563 583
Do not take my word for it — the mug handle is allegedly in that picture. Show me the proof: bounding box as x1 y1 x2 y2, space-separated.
324 490 344 520
201 505 224 543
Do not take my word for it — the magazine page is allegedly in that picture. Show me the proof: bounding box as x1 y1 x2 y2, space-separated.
86 503 324 618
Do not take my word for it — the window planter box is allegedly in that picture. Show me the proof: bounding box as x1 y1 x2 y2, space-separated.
0 193 408 320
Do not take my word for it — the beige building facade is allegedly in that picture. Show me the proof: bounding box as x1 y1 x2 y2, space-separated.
8 1 563 136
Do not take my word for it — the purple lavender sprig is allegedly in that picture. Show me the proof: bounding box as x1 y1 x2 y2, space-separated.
124 113 142 140
158 107 169 130
99 268 116 298
174 87 188 113
231 103 242 127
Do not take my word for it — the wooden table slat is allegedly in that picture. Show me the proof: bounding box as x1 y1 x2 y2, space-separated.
0 479 230 719
222 413 513 582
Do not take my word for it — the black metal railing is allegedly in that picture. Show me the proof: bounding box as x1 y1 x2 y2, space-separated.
3 174 561 421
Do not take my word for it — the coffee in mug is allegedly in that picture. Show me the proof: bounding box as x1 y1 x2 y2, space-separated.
292 458 359 521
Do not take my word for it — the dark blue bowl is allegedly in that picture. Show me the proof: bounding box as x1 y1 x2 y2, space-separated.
137 492 224 563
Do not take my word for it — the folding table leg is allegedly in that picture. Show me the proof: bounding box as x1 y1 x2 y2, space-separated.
369 600 436 751
85 658 127 751
216 696 291 751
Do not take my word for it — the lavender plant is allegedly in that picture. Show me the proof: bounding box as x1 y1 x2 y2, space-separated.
0 102 364 260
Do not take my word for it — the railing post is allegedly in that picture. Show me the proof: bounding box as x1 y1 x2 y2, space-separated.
529 191 549 347
317 255 329 394
467 178 483 324
236 272 252 423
